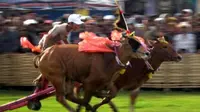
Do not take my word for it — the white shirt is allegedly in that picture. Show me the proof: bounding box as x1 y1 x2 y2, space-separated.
38 23 68 49
173 33 196 53
48 23 68 38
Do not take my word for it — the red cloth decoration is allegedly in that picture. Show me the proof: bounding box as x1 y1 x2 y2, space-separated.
20 37 41 53
78 31 121 53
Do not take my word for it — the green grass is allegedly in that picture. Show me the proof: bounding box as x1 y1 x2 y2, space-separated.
0 90 200 112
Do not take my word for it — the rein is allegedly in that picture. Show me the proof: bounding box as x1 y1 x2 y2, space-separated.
132 49 150 57
113 40 131 67
113 42 153 70
133 48 154 71
145 60 154 71
114 46 127 67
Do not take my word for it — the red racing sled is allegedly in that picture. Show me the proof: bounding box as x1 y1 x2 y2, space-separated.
0 87 55 111
0 37 55 112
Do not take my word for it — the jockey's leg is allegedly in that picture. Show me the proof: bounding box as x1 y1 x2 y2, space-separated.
33 74 42 87
33 74 49 93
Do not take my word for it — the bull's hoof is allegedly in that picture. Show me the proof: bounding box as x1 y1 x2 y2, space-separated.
69 109 76 112
76 105 82 112
86 109 96 112
86 105 96 112
76 105 96 112
93 105 99 112
108 101 118 112
27 100 41 111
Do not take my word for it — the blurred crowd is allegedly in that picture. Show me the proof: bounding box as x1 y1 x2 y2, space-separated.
0 8 200 54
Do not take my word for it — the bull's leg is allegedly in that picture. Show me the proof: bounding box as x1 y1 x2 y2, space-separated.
73 82 82 98
108 101 118 112
64 81 93 111
66 93 93 112
66 83 94 112
130 88 140 112
82 81 95 112
48 75 75 112
93 83 118 111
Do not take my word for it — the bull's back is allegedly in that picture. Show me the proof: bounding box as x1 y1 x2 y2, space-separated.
55 44 92 66
39 44 116 82
40 44 93 81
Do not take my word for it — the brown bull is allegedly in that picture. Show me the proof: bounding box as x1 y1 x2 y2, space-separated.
34 36 146 112
90 38 182 111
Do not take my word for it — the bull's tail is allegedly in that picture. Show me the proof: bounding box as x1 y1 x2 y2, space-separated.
33 46 53 68
33 51 45 68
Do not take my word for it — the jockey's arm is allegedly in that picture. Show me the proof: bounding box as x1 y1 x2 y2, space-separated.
41 34 52 49
60 40 65 44
38 34 46 49
40 25 60 49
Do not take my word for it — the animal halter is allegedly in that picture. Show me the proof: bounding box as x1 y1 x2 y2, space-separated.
145 60 154 71
114 46 131 67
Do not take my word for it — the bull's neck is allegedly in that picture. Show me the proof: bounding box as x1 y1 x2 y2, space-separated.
117 48 131 65
148 51 164 72
114 51 165 91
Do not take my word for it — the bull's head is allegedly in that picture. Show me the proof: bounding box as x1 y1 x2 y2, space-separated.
116 32 151 66
119 32 150 60
148 37 182 62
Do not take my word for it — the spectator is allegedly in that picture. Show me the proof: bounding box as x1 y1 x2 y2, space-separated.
134 23 145 37
181 9 193 22
164 17 178 43
103 15 116 24
81 16 92 22
102 15 116 37
43 20 53 32
0 20 21 53
173 22 197 53
127 17 135 32
144 17 164 41
23 19 40 46
84 19 98 32
0 9 200 54
193 13 200 52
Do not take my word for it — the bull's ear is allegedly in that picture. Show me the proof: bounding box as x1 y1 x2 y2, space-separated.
122 32 128 38
157 36 168 44
148 40 157 46
119 37 125 43
157 36 166 42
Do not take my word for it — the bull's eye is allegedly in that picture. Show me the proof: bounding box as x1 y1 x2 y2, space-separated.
163 46 167 48
149 46 153 49
128 39 140 50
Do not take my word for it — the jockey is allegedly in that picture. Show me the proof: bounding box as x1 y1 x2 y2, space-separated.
34 14 84 89
38 14 84 50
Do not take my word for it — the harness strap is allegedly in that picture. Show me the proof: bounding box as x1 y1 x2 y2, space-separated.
114 46 125 65
145 60 154 70
114 45 131 67
115 55 125 67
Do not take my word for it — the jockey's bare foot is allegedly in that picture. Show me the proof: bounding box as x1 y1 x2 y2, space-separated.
33 74 43 87
33 79 42 89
